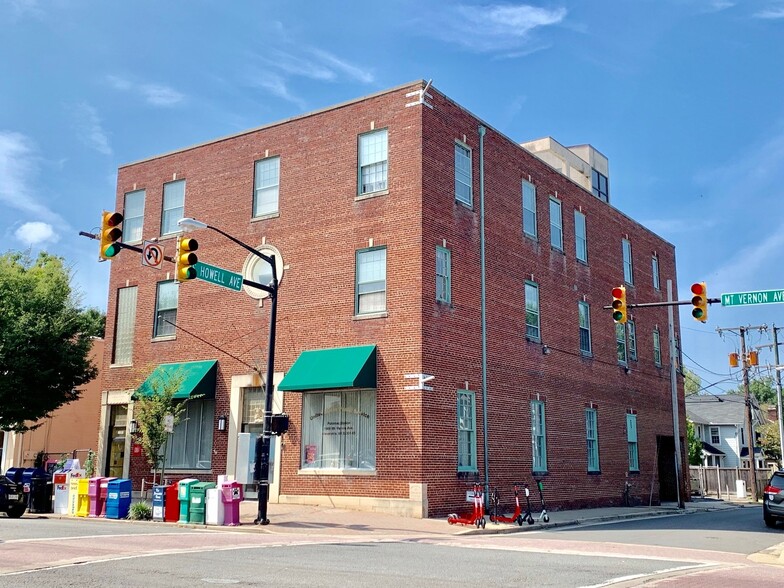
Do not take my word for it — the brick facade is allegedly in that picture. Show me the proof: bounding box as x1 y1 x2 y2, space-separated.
102 81 687 517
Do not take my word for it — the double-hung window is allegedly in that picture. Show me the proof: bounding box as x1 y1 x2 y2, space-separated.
123 190 145 244
578 301 591 355
627 319 637 361
163 399 214 470
616 323 627 364
525 281 540 341
457 390 477 472
653 328 662 366
355 247 386 314
161 180 185 236
652 255 660 290
586 408 599 472
436 246 451 303
153 281 178 338
710 427 720 445
253 156 280 217
575 210 587 263
522 180 537 238
622 238 634 285
531 400 547 472
627 413 639 471
455 143 472 205
592 169 608 202
112 286 137 365
358 129 388 195
549 197 563 250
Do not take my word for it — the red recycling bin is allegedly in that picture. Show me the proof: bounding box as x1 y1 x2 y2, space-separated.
165 482 180 522
220 481 243 526
88 477 104 517
98 477 117 517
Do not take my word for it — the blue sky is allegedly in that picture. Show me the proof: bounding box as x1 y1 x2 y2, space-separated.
2 0 784 394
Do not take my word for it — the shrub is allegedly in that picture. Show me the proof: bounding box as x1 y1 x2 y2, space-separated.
128 501 153 521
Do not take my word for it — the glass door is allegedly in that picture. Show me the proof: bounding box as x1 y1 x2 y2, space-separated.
105 405 128 478
241 387 278 499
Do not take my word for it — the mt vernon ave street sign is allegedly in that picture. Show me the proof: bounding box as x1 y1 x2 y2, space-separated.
721 289 784 307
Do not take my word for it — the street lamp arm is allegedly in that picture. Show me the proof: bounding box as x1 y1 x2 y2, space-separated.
178 217 275 272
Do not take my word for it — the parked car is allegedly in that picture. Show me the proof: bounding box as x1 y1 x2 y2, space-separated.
0 475 27 518
763 470 784 528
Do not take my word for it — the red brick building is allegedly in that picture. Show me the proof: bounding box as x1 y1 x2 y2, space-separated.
102 80 686 517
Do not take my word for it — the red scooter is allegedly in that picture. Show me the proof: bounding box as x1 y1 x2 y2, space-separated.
448 482 486 529
489 484 534 526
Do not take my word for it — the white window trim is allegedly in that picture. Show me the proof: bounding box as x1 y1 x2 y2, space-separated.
549 197 563 251
436 246 451 304
454 142 472 206
586 408 599 472
531 400 547 473
457 390 477 472
525 281 541 341
622 238 634 285
522 180 537 239
575 210 587 263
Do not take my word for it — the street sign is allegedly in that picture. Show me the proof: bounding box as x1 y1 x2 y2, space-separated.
721 289 784 307
195 262 243 291
141 241 164 269
163 414 174 433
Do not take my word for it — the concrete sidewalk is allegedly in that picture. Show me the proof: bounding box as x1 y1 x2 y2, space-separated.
233 496 749 537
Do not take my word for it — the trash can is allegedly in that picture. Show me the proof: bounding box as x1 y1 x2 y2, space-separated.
152 485 169 521
5 467 24 484
52 471 71 514
76 478 90 517
105 479 132 519
23 468 52 514
736 479 747 499
165 483 179 522
221 480 243 526
177 479 199 523
99 477 117 516
205 487 223 526
189 482 215 525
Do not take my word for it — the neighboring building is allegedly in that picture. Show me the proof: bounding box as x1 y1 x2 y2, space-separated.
1 339 104 473
686 394 765 469
102 81 685 517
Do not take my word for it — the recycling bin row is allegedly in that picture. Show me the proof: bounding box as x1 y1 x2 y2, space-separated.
153 479 243 526
51 471 132 519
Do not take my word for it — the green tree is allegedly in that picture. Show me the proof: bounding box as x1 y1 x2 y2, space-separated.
727 376 777 405
758 421 782 466
683 367 701 396
687 420 703 465
132 369 187 483
79 307 106 338
0 252 98 432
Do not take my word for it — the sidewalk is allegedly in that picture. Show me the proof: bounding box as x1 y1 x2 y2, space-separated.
231 496 749 538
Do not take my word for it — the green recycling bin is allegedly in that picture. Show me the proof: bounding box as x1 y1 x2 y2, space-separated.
189 482 215 525
177 478 199 523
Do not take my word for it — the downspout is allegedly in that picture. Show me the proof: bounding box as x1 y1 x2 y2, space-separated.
479 124 489 502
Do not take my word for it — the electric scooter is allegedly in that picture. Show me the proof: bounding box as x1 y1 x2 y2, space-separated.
447 482 486 529
489 484 532 526
534 478 550 523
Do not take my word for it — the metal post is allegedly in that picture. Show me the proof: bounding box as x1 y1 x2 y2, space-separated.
666 280 685 508
740 327 759 501
773 325 784 468
255 255 278 525
478 125 490 504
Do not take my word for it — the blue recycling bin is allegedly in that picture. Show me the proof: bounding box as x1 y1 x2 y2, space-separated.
105 479 132 519
22 468 51 513
152 485 169 521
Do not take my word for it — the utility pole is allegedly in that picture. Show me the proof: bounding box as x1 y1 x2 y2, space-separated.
772 325 784 467
719 324 767 501
667 280 685 509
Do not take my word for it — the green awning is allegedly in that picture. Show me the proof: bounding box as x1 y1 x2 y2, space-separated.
134 360 218 400
278 345 376 392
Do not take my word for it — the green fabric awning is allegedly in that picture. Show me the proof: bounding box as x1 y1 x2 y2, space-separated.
134 360 218 400
278 345 377 392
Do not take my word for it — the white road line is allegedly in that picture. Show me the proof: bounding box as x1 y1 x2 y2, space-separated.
578 563 716 588
3 532 214 544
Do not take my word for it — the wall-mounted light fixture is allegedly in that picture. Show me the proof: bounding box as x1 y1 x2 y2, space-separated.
217 415 227 432
542 345 551 356
129 420 138 434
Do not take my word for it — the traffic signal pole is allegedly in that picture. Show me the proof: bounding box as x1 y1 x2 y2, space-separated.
739 328 759 501
667 280 685 509
773 326 784 467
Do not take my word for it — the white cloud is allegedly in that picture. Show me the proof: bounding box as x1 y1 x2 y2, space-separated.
106 75 185 107
309 49 375 84
753 7 784 19
5 0 43 17
72 102 112 155
14 221 59 246
426 3 567 53
0 131 60 221
250 72 307 110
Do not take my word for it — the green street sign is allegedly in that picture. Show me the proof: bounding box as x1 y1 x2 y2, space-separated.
195 262 243 291
721 289 784 307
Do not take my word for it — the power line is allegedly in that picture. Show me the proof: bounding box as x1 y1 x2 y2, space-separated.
163 318 258 372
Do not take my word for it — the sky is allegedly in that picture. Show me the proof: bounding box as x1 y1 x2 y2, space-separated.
2 0 784 396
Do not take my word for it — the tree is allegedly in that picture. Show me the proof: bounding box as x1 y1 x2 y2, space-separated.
0 252 98 432
132 369 187 483
758 421 782 467
727 376 777 405
79 307 106 338
687 420 703 465
683 367 701 396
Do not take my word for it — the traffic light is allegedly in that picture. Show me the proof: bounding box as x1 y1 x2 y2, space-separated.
175 236 199 282
611 286 627 323
99 211 123 260
690 282 708 322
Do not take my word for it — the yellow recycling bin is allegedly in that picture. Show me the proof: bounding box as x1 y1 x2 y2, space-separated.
76 478 90 517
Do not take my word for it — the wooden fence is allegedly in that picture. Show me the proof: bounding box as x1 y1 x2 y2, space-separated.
689 465 770 499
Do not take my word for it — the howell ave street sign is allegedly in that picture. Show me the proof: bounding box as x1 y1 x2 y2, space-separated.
195 262 243 291
721 289 784 307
